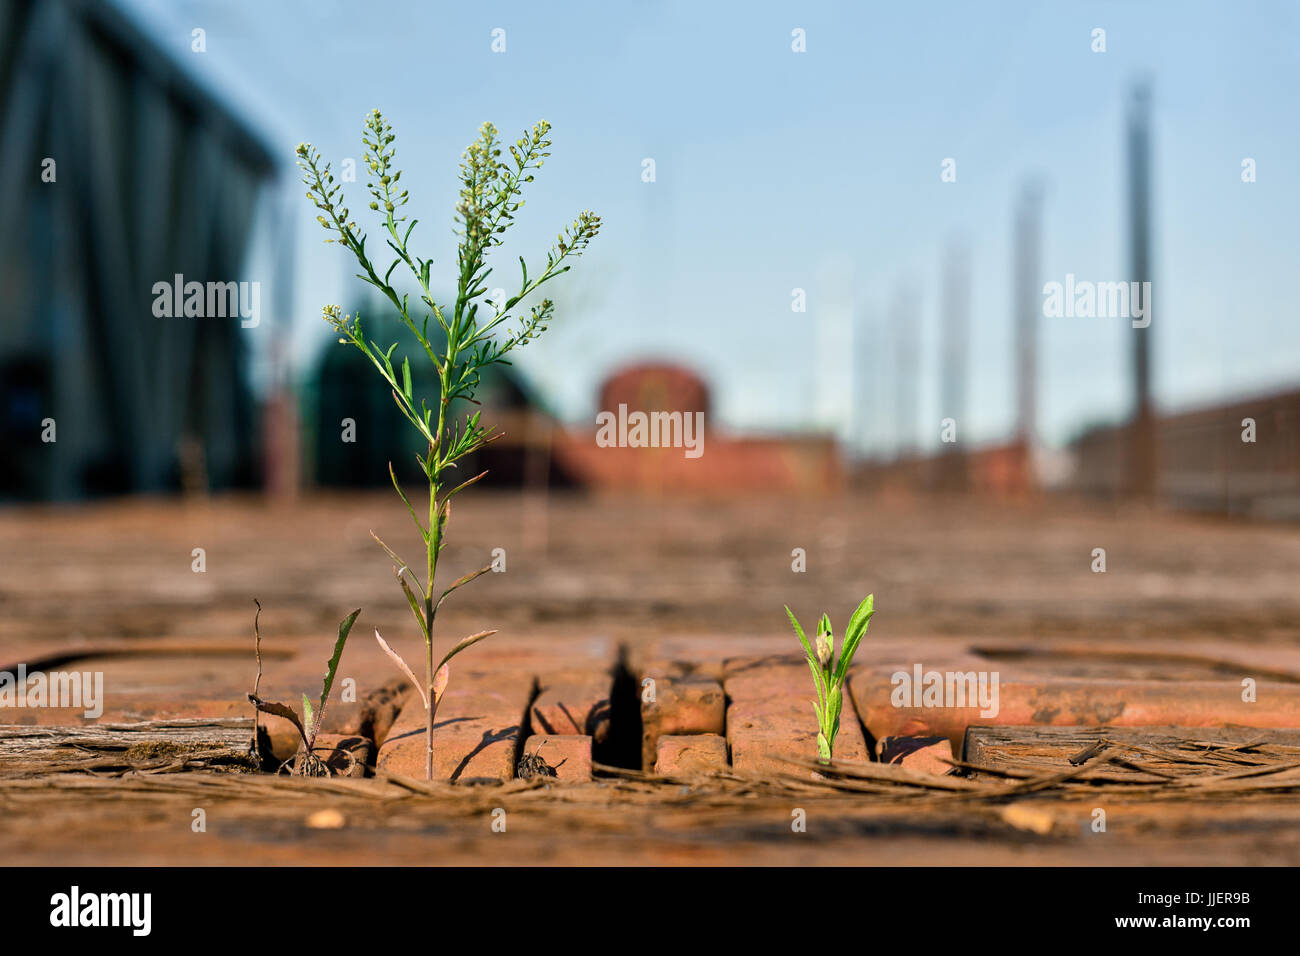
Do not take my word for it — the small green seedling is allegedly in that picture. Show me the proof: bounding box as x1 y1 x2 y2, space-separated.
297 111 600 780
786 595 875 764
249 607 361 776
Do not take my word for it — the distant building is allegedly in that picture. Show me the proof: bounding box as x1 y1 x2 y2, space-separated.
1071 388 1300 519
598 362 711 422
554 362 844 495
0 0 276 500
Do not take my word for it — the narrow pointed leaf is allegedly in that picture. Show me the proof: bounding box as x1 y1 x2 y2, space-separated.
434 562 494 614
785 605 814 660
374 629 427 709
435 629 498 670
302 694 315 744
430 663 450 723
369 530 424 597
444 469 489 502
395 567 426 634
388 462 427 540
786 605 826 700
833 594 875 687
844 593 875 646
317 608 361 723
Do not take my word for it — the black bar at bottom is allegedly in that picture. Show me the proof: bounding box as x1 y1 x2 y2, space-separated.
0 866 1278 941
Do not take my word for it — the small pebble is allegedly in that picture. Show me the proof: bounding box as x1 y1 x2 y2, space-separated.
306 808 346 830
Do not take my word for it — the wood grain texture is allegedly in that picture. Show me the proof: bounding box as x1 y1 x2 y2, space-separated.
964 725 1300 783
0 718 258 774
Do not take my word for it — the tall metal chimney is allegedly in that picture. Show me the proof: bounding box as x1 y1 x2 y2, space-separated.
1126 80 1157 499
1013 180 1044 463
892 282 920 459
940 239 970 490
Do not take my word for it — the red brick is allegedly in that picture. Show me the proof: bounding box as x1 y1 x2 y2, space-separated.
635 635 792 684
654 733 727 774
530 672 612 743
725 660 869 775
318 700 363 736
357 676 413 747
521 734 591 782
640 674 725 769
876 735 954 776
257 717 302 764
851 670 1300 753
376 675 531 782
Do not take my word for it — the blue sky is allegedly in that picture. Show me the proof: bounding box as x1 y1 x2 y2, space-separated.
116 0 1300 454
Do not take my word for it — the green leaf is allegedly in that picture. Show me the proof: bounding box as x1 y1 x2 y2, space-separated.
434 562 494 614
388 462 427 541
804 656 826 709
401 356 412 400
302 693 314 744
436 629 498 670
786 605 826 701
369 530 416 583
443 469 489 502
786 605 814 660
833 594 875 687
394 567 426 634
318 607 361 721
844 594 875 646
817 731 831 764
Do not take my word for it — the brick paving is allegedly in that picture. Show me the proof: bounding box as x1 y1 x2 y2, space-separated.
5 492 1300 862
530 670 613 741
654 733 728 774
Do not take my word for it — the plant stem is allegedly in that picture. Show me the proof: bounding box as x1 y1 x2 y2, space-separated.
425 446 437 780
424 372 449 780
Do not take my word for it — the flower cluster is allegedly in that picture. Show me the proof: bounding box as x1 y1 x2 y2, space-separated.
363 109 408 220
321 304 356 342
456 120 552 258
296 144 357 247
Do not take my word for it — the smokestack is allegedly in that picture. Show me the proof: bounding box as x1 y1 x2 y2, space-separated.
940 239 970 490
852 305 873 460
892 282 920 459
1013 180 1043 457
1126 80 1157 499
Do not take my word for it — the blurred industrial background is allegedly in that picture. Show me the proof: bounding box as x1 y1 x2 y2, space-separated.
2 0 1298 517
6 1 1300 873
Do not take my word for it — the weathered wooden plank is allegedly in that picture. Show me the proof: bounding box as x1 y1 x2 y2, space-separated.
0 718 258 773
964 725 1300 782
